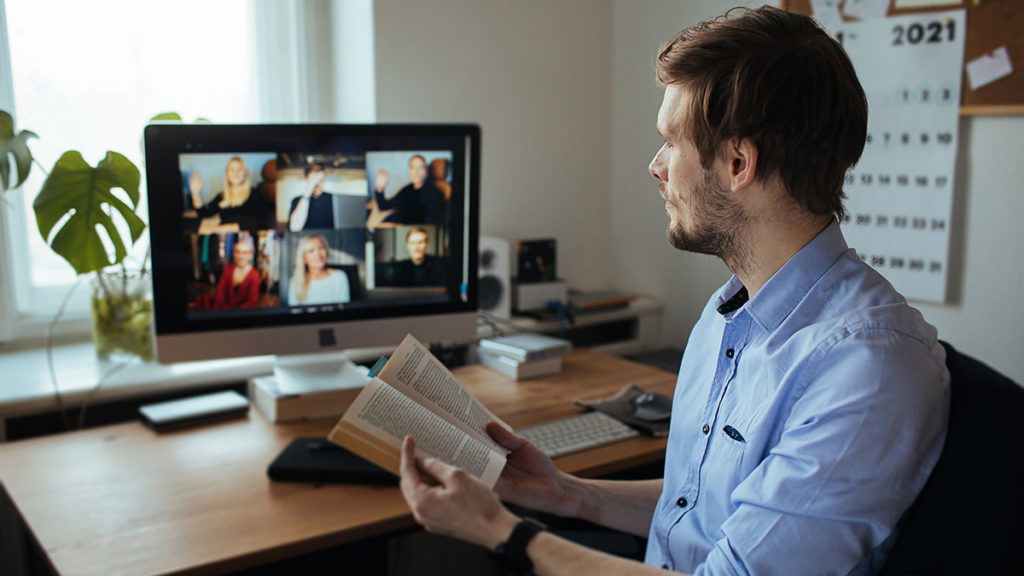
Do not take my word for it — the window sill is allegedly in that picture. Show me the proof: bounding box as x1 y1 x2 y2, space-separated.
0 339 392 426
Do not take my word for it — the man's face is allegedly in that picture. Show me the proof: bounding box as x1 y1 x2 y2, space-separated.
649 85 740 257
406 231 428 265
408 157 427 189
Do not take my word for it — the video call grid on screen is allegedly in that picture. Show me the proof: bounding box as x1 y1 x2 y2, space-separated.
144 124 479 336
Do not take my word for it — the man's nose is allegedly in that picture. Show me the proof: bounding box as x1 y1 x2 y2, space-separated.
649 147 667 182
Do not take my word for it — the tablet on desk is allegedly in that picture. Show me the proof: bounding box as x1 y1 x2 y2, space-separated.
139 390 250 432
268 437 397 485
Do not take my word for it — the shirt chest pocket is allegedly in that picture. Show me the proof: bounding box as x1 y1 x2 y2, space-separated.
711 378 769 459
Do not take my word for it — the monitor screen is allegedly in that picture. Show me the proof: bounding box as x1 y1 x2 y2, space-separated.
144 123 480 367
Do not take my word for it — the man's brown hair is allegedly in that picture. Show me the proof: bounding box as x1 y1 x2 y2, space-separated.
656 6 867 219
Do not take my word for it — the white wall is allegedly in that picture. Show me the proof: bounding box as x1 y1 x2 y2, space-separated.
373 0 614 290
609 0 739 356
372 0 1024 384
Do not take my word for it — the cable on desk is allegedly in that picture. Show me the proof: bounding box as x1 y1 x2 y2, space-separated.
46 277 85 431
45 277 135 431
546 301 574 339
477 311 543 335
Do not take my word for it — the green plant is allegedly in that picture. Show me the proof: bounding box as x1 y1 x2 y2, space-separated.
0 111 36 198
1 108 151 360
0 109 145 274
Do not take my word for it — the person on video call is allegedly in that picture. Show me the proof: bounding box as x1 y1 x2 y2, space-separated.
288 162 335 231
367 154 445 226
391 227 446 287
209 235 261 310
189 156 265 233
287 234 350 306
396 7 949 575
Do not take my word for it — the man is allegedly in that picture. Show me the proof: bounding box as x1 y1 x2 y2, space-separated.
370 154 446 226
398 7 949 575
288 163 334 231
391 227 446 286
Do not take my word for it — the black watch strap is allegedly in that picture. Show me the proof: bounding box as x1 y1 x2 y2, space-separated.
492 517 547 576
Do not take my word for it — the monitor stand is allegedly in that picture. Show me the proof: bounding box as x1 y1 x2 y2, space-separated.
272 352 372 395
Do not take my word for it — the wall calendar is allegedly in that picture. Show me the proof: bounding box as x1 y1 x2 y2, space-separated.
830 9 966 303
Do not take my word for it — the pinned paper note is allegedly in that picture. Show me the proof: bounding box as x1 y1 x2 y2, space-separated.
811 0 844 32
894 0 962 8
842 0 890 20
966 46 1014 91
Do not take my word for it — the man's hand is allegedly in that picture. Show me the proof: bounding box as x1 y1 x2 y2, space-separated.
399 436 520 549
487 422 579 518
304 170 326 197
365 196 394 228
375 168 389 192
189 172 205 208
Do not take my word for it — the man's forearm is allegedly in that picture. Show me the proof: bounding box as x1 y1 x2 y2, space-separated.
289 198 309 232
528 530 681 576
561 477 662 537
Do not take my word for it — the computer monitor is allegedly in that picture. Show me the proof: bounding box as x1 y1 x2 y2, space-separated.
144 123 480 391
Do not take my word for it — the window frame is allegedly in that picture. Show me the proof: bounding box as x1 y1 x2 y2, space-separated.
0 0 374 345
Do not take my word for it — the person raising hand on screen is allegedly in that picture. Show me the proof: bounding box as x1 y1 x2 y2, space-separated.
288 162 335 232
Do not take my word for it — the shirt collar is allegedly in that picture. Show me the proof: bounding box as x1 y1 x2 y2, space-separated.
719 219 849 331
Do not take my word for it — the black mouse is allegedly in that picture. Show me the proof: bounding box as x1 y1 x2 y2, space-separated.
633 391 672 422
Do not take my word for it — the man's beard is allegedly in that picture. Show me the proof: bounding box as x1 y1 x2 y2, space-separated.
664 170 745 262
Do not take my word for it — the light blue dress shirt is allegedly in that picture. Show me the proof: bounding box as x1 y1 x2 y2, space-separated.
644 221 950 575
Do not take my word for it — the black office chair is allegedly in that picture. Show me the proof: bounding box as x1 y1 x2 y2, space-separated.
880 341 1024 575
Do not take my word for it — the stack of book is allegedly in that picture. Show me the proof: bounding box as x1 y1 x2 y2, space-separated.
249 375 363 423
477 333 573 380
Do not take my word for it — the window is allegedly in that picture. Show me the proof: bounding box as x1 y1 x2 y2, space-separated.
0 0 374 342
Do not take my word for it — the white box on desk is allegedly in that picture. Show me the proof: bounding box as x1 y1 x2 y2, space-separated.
478 350 563 380
478 332 572 363
249 375 362 423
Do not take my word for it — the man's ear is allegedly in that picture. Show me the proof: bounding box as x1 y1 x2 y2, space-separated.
725 137 758 192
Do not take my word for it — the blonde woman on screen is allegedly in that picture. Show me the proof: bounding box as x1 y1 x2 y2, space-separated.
190 156 264 233
288 235 350 305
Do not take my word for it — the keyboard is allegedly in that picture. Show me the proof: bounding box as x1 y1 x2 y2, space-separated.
517 411 640 458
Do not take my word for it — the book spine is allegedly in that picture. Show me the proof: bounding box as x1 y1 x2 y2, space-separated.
478 340 531 362
478 352 516 379
249 378 280 422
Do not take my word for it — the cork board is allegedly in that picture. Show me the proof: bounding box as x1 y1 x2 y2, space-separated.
781 0 1024 115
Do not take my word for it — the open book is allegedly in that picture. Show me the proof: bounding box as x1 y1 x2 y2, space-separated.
327 334 510 488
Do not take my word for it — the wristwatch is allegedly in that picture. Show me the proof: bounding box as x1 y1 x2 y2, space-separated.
491 517 547 575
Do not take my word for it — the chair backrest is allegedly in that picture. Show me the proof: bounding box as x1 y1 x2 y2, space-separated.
881 341 1024 575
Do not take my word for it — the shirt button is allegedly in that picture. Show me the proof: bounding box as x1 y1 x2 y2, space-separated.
726 348 735 358
676 497 688 507
702 424 710 434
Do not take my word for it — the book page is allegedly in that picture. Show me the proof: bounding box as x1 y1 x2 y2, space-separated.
377 334 511 452
330 377 506 488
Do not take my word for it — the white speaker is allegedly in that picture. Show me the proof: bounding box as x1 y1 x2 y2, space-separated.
479 236 511 318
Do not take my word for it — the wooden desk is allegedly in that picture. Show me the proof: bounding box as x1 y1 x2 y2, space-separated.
0 350 676 575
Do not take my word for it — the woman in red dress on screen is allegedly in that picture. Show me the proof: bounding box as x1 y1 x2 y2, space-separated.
211 235 261 309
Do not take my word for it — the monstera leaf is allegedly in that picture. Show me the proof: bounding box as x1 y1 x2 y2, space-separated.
33 151 144 275
0 110 37 193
